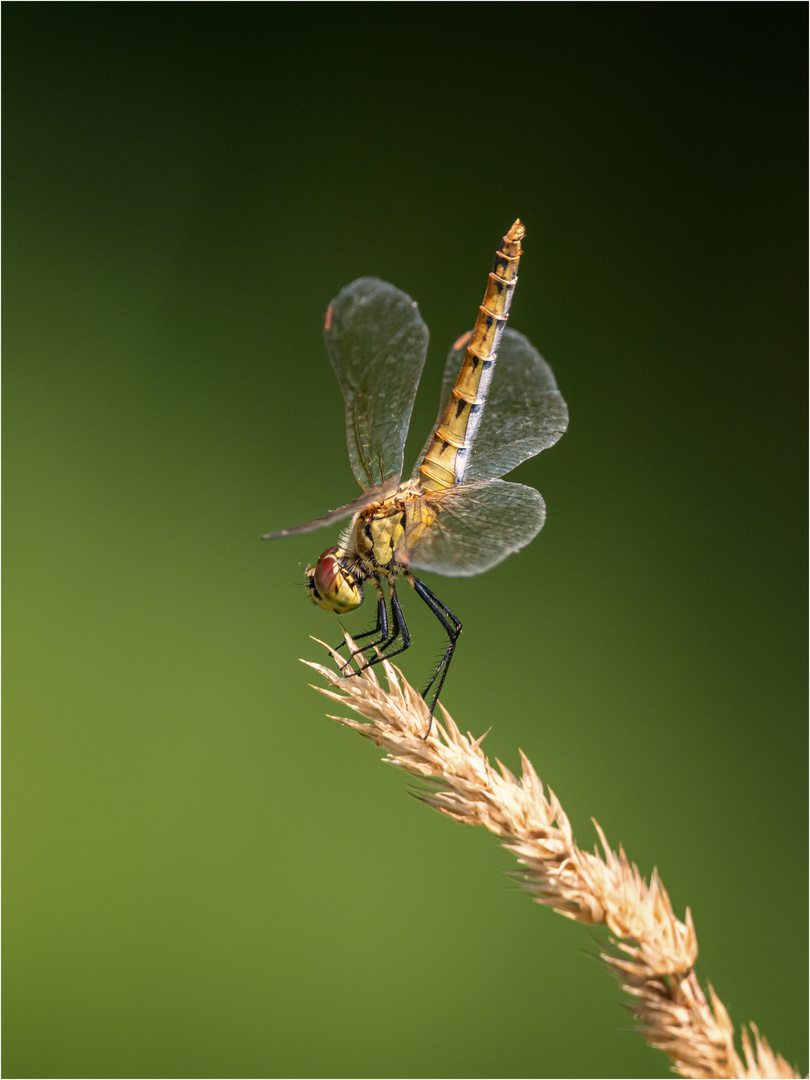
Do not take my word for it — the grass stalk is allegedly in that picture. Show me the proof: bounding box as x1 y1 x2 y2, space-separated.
305 639 799 1080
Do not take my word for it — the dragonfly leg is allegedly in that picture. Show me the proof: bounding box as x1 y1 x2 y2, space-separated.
341 583 409 674
411 577 462 734
334 587 388 668
351 577 461 738
346 585 413 673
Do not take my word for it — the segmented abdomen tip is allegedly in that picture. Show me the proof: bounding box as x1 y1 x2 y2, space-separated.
507 219 525 240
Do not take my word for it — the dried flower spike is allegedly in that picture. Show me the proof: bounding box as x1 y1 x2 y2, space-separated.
304 640 801 1080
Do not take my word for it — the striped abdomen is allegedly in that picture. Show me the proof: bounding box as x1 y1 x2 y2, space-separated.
418 219 525 491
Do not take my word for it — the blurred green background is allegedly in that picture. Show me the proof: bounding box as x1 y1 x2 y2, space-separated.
5 5 806 1078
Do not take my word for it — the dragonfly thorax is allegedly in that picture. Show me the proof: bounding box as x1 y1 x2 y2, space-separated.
352 494 411 575
306 547 364 615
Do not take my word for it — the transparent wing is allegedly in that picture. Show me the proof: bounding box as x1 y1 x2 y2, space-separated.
262 478 398 540
402 479 546 578
412 327 568 481
324 277 429 490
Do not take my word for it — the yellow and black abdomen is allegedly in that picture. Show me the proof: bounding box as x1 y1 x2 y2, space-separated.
418 220 525 492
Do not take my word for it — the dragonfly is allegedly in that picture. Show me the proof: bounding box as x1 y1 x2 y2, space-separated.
263 220 568 722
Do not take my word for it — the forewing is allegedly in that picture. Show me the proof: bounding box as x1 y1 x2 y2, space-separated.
412 327 568 481
324 277 429 490
262 479 398 540
403 479 546 578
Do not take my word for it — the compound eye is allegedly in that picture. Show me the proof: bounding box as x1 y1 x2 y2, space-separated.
311 548 341 597
307 549 363 614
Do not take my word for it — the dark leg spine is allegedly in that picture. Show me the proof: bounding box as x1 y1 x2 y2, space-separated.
411 577 461 727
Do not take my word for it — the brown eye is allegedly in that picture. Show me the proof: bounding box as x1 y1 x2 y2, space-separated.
306 549 363 614
312 549 340 597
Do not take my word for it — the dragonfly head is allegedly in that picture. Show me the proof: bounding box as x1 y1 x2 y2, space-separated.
305 547 364 615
